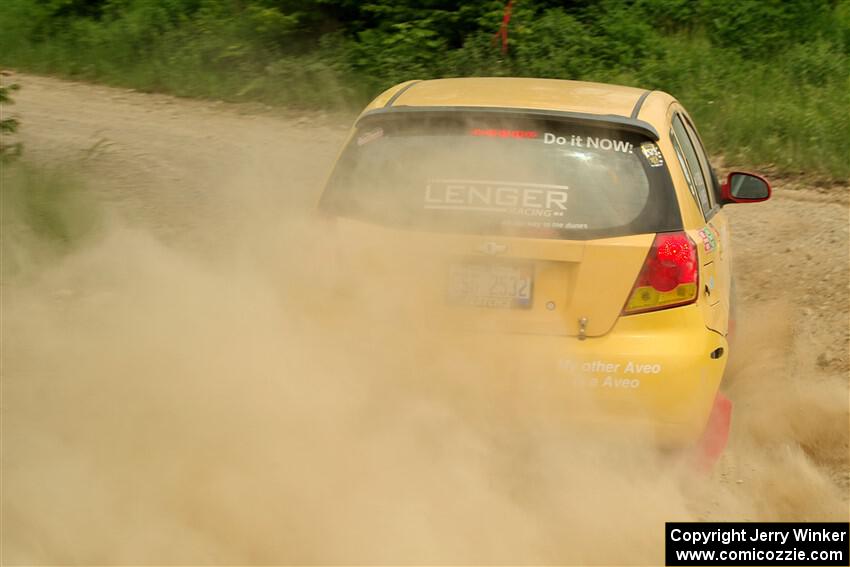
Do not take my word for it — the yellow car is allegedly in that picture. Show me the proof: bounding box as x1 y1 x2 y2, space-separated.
318 78 770 452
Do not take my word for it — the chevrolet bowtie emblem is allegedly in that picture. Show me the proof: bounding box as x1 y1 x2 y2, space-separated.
476 242 509 255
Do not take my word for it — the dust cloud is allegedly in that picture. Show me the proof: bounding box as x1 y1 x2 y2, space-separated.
2 150 847 565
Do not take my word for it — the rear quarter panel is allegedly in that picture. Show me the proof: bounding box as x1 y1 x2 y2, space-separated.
636 95 731 336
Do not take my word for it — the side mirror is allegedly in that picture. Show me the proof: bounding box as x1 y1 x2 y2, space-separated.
720 172 771 204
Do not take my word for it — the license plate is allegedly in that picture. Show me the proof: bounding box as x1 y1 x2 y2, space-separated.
447 262 533 309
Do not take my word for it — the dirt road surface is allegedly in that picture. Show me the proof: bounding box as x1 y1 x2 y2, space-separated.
2 73 848 564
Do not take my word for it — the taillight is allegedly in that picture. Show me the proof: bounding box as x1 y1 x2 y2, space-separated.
623 232 699 315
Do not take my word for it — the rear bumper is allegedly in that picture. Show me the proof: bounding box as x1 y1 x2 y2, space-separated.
491 303 728 447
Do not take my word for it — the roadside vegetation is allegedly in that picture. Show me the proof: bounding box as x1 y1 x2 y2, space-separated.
1 0 848 179
1 162 102 279
0 82 22 159
2 76 99 273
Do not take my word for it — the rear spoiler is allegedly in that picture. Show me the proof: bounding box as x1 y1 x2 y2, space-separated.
357 106 660 141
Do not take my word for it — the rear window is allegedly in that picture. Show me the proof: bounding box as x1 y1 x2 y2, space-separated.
320 113 682 240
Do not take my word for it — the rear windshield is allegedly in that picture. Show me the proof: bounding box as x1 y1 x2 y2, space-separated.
320 113 682 240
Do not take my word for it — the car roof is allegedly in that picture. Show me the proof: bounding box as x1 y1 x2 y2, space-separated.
361 77 675 139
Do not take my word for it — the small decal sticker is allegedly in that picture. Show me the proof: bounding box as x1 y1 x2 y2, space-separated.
640 142 664 167
697 227 718 252
709 223 724 258
357 127 383 146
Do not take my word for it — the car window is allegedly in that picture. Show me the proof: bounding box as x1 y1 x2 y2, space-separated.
669 128 703 216
680 116 717 210
671 115 712 216
321 113 683 241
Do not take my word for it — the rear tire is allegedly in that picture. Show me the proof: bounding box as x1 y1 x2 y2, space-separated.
692 392 733 471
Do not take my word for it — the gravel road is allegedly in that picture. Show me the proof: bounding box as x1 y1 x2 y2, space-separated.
3 72 847 564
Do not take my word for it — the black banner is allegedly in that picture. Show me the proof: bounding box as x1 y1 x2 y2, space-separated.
666 522 849 566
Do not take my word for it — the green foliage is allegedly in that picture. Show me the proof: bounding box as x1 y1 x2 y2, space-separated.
0 82 22 159
0 0 848 177
1 162 102 277
510 9 598 79
697 0 837 58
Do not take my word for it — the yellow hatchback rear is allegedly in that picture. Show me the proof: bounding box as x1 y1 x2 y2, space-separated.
318 77 770 449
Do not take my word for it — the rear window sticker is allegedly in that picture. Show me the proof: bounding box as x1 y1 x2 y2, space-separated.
470 128 539 139
357 127 384 146
503 219 589 230
544 133 633 154
424 179 569 217
640 142 665 167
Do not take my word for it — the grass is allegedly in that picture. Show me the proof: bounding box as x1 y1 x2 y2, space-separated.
0 2 848 180
633 37 850 179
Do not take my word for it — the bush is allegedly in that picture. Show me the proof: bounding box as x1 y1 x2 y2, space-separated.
698 0 834 58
